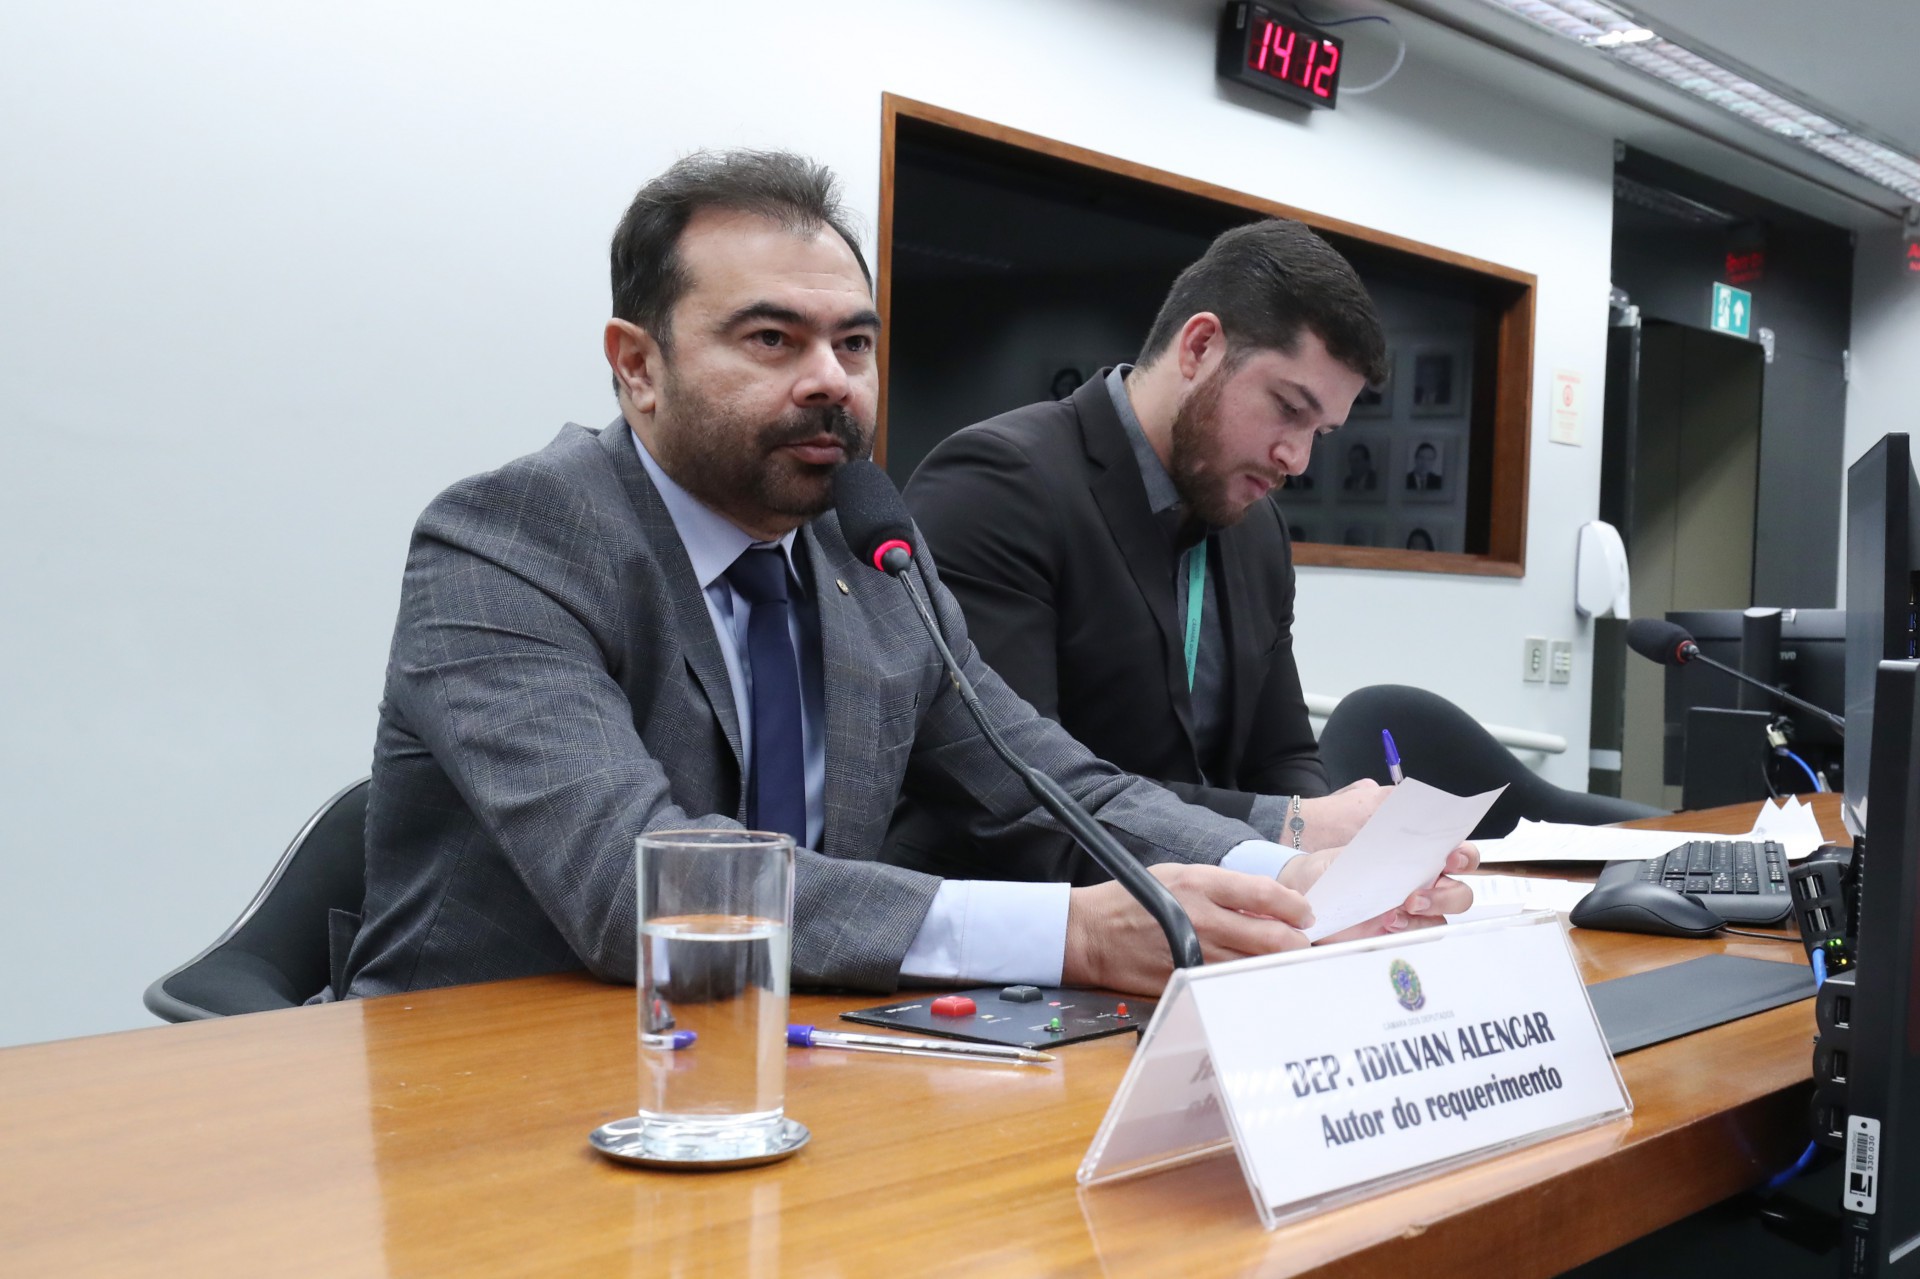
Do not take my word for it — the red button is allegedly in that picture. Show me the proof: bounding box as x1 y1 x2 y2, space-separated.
930 996 977 1017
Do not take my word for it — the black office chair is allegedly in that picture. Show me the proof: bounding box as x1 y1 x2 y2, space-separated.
143 777 369 1021
1320 685 1665 839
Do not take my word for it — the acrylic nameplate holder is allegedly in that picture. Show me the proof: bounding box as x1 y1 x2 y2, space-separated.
1077 911 1630 1230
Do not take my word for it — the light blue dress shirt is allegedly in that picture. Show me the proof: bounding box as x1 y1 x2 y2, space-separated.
635 433 1298 985
634 439 827 850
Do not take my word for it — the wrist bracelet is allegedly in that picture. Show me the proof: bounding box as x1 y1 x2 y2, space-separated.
1287 795 1305 851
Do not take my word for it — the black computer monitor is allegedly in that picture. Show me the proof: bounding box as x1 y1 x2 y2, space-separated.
1844 434 1920 834
1836 433 1920 1274
1661 607 1847 791
1840 660 1920 1275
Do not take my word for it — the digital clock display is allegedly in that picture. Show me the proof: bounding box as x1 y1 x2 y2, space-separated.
1217 2 1344 110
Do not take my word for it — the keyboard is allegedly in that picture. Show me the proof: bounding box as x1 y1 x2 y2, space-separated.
1594 839 1794 925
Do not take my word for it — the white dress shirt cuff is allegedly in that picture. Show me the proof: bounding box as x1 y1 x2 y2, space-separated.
1222 839 1306 880
900 880 1070 987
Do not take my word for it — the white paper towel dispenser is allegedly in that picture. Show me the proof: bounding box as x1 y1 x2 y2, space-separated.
1575 520 1631 619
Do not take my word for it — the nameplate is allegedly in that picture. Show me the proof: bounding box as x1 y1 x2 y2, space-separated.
1077 911 1630 1229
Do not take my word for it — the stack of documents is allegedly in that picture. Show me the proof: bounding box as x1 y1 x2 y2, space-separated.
1293 787 1830 938
1475 795 1833 866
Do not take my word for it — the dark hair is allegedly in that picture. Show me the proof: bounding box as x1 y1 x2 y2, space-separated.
1138 218 1387 385
1415 441 1438 457
609 150 870 354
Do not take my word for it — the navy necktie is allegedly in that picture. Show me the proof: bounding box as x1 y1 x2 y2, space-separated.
724 546 807 847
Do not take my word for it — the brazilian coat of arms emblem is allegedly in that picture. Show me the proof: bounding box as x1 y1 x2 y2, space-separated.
1389 958 1426 1011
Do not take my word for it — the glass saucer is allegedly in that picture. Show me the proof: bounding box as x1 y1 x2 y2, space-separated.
589 1115 811 1170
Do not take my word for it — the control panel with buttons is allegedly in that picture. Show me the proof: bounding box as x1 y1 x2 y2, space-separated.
841 986 1152 1049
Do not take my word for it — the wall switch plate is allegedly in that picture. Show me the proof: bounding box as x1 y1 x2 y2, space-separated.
1549 639 1573 685
1523 636 1548 683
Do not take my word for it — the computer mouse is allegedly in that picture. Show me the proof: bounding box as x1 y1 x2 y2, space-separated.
1569 879 1725 939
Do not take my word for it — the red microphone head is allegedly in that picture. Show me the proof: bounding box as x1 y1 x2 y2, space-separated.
1625 618 1699 668
871 538 912 573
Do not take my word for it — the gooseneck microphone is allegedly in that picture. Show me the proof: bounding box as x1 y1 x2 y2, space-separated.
831 460 1205 972
1624 617 1845 733
1624 618 1699 669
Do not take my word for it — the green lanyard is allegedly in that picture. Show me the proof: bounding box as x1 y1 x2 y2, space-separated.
1183 543 1207 691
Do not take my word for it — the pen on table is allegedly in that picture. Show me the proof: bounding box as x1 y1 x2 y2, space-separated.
787 1025 1054 1065
1382 729 1406 785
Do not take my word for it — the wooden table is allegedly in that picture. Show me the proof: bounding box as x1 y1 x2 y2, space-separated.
0 797 1846 1277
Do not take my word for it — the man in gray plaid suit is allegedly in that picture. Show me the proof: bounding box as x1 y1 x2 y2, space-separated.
340 151 1473 1000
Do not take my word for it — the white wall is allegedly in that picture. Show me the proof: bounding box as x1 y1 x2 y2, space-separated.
0 0 1615 1046
1839 224 1920 601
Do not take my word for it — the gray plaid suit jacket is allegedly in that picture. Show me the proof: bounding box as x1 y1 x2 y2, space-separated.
341 419 1266 997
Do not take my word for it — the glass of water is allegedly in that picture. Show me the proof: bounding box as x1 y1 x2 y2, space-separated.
589 829 807 1169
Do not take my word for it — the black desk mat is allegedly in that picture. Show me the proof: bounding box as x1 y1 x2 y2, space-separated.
842 986 1151 1049
1588 953 1817 1055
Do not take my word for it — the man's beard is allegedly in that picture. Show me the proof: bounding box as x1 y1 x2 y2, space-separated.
652 374 872 527
1168 364 1279 529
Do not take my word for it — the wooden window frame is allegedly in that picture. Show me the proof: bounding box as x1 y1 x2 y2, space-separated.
876 93 1534 578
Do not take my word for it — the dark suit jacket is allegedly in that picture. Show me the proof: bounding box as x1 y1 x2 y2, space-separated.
892 376 1327 884
342 419 1264 996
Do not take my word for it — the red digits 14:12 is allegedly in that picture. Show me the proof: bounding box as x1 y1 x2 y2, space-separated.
1252 20 1340 98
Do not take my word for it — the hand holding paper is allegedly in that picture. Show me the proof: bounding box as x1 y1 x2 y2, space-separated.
1065 862 1317 994
1069 781 1494 991
1293 778 1504 942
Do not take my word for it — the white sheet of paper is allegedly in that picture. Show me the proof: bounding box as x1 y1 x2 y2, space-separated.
1301 777 1505 941
1444 873 1595 924
1475 821 1691 864
1748 796 1830 860
1476 797 1837 865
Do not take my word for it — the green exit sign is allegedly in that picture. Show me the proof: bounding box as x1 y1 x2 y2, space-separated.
1711 283 1752 338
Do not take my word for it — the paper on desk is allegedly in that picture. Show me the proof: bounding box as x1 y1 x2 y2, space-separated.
1475 822 1689 864
1747 795 1830 859
1302 778 1504 942
1443 874 1594 925
1475 795 1834 865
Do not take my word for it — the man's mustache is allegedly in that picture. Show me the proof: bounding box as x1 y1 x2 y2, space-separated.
761 406 869 459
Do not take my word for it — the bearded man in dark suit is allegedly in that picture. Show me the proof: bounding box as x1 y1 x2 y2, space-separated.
898 220 1412 884
342 156 1476 1002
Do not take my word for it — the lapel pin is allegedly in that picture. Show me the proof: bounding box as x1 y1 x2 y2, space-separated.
836 579 850 595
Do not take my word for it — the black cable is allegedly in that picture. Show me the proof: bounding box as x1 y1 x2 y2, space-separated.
1289 3 1406 96
1290 3 1390 26
1760 750 1782 801
1722 925 1802 942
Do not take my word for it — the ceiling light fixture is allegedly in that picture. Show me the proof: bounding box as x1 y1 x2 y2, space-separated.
1472 0 1920 203
1589 27 1652 49
1612 173 1741 227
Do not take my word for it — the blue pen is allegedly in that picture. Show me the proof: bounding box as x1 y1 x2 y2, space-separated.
787 1024 1052 1064
1382 729 1405 784
643 1031 698 1050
